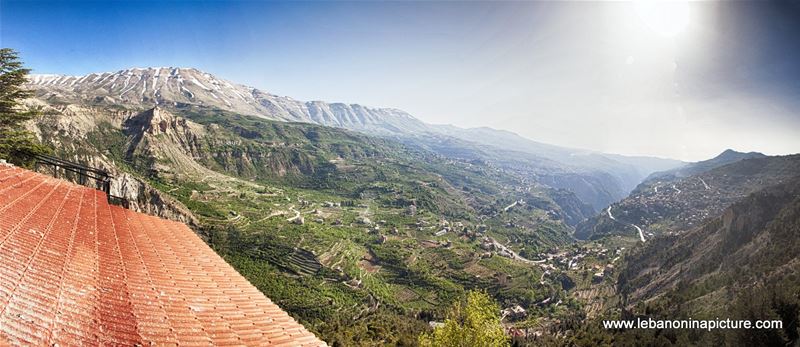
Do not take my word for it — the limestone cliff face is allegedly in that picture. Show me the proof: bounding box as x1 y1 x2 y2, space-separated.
25 100 129 149
123 106 212 178
120 107 318 180
23 102 331 226
112 172 199 227
25 102 198 226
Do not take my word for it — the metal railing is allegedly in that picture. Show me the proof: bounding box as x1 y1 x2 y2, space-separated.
28 153 129 208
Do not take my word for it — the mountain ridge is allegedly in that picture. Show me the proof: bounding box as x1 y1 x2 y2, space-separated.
644 149 765 182
29 67 431 135
28 66 684 162
20 67 799 346
612 176 800 345
27 66 684 209
575 152 800 240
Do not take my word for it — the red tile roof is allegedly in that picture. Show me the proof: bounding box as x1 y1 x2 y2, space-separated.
0 165 327 346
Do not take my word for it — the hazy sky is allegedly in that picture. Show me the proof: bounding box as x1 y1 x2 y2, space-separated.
2 1 799 161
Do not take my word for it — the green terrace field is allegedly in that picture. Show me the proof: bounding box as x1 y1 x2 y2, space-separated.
138 151 600 344
155 172 574 342
32 103 630 345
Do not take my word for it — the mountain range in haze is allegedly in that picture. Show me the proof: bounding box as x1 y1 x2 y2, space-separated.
18 64 800 346
27 67 684 210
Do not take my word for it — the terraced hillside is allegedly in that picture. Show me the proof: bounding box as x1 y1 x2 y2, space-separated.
23 100 596 345
610 177 800 345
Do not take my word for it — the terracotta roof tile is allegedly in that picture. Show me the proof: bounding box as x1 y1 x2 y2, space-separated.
0 166 327 346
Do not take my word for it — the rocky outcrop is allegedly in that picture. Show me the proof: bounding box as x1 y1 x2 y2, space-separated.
24 102 199 227
123 106 212 177
112 172 199 227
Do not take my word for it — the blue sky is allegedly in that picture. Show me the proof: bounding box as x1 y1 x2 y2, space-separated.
2 1 522 97
2 0 799 161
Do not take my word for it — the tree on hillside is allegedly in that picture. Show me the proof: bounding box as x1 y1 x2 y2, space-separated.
419 290 510 347
0 48 45 165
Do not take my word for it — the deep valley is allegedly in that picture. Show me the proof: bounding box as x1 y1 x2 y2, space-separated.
11 66 800 346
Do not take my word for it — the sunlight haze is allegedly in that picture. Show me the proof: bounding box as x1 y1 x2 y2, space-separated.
3 1 799 161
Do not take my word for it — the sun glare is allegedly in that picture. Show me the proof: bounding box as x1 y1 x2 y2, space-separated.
634 0 690 38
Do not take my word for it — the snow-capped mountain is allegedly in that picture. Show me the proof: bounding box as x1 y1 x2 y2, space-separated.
28 67 429 135
27 66 684 209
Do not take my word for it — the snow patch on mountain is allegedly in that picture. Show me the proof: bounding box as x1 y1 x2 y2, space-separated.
28 67 429 135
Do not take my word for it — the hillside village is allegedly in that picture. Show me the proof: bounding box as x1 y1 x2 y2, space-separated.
3 9 798 342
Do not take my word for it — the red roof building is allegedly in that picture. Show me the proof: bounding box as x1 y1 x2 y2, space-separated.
0 165 327 346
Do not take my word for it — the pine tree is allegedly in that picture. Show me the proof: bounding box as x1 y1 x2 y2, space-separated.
419 291 510 347
0 48 45 165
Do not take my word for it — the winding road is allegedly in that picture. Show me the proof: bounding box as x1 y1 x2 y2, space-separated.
607 206 645 242
286 205 301 222
489 238 546 264
503 200 521 212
